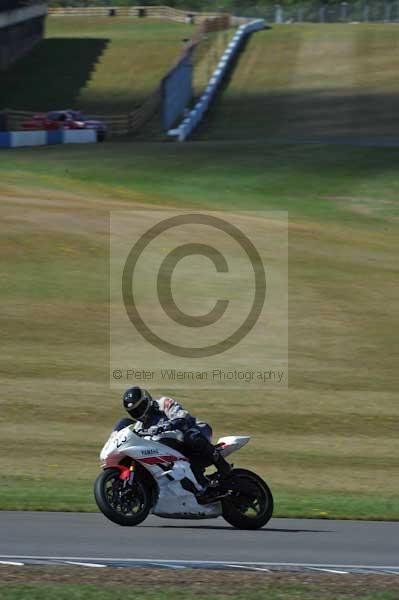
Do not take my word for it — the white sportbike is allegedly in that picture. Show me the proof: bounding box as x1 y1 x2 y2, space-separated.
94 425 273 529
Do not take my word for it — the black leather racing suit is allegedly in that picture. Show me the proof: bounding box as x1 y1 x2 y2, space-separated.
114 396 230 481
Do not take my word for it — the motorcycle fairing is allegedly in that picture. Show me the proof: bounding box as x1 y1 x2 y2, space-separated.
99 428 250 520
100 426 221 518
216 435 250 457
100 427 187 465
154 469 222 519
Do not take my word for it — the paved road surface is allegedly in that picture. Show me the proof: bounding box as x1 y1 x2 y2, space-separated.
0 512 398 567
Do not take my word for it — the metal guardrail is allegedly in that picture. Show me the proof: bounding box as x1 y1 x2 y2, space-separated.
168 19 265 142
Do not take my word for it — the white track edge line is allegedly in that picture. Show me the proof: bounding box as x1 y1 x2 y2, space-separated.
0 556 397 570
64 561 107 568
309 567 348 574
226 564 271 572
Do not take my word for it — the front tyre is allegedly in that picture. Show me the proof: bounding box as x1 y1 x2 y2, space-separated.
94 468 152 526
222 468 273 530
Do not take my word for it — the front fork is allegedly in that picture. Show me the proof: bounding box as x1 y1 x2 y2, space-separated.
126 464 135 486
113 463 136 491
119 465 136 504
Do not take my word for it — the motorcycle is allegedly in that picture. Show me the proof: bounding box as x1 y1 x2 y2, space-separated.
94 425 273 530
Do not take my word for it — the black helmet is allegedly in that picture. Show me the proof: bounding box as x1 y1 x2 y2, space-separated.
123 386 153 421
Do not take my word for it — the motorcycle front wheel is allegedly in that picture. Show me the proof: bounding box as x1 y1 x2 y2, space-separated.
222 468 273 530
94 468 152 526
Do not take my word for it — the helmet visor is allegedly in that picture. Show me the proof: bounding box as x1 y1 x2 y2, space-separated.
126 395 151 420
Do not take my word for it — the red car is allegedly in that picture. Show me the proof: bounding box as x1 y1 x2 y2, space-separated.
22 109 106 141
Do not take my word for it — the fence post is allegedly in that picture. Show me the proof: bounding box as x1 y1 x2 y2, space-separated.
363 2 369 21
340 2 348 21
319 5 326 22
297 4 304 22
275 4 283 23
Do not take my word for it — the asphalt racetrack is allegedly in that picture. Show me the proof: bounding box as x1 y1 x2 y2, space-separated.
0 512 398 573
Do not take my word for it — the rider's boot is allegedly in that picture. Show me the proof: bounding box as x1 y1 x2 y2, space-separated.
213 449 232 478
196 450 233 504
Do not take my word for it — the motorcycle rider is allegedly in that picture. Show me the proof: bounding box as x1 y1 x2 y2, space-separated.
114 386 232 496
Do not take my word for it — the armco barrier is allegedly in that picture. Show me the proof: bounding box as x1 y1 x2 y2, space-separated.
168 19 265 142
0 129 97 148
160 15 231 131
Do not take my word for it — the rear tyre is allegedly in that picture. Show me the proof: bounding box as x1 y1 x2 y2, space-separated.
94 468 152 526
222 468 273 530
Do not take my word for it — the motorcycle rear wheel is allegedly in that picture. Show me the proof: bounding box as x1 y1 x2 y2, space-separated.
94 468 152 526
222 468 273 530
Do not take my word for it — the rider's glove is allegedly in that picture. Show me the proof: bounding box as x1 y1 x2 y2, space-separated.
169 417 190 431
146 423 173 436
147 425 162 436
160 422 174 432
147 422 175 436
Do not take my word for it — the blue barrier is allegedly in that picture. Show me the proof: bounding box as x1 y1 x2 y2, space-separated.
0 129 97 148
47 131 64 145
161 51 193 130
0 131 11 146
168 19 265 142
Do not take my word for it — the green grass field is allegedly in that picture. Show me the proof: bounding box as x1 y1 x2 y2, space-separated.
1 584 397 600
0 23 398 519
0 18 198 113
1 140 398 518
199 24 399 140
0 17 230 115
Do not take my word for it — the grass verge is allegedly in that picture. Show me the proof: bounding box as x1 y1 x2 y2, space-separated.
1 568 399 600
0 479 397 520
1 586 398 600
